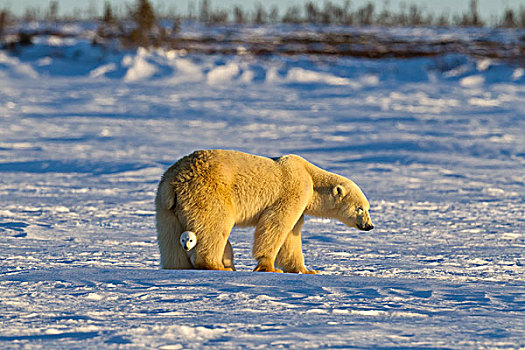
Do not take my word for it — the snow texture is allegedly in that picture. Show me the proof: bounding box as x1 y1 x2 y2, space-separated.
0 28 524 349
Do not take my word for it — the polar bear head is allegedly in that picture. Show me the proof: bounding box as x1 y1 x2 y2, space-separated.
332 181 374 231
180 231 197 251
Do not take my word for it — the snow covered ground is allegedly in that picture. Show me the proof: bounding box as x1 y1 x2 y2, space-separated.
0 30 524 349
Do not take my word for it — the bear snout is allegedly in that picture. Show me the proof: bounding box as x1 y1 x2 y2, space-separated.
357 223 374 231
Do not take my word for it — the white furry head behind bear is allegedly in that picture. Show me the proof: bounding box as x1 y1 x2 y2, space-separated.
179 230 236 271
180 231 197 252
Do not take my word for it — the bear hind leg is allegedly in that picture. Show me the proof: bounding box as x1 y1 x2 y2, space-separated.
222 240 236 271
156 208 193 269
193 219 235 271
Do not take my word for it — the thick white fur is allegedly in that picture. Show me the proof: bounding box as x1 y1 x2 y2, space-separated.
180 231 236 271
155 149 373 273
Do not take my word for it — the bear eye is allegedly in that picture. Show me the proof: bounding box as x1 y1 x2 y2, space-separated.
357 207 363 214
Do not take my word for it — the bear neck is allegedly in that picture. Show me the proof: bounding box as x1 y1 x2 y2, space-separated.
303 161 344 219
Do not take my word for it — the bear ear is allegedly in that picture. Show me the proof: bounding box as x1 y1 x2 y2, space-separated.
332 184 346 199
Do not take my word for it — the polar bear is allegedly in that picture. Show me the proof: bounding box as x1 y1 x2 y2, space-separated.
180 231 236 271
155 149 373 273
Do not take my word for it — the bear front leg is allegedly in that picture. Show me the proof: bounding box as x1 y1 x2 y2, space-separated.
252 208 305 273
276 215 318 274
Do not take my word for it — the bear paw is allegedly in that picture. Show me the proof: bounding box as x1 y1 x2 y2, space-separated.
253 264 283 273
285 267 319 274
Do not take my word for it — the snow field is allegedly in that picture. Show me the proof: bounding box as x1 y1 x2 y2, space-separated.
1 31 524 348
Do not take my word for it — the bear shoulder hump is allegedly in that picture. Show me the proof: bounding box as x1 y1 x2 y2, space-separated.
277 155 313 185
274 154 306 164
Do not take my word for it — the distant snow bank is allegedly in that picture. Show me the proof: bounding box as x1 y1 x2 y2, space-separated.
0 51 39 79
1 36 524 87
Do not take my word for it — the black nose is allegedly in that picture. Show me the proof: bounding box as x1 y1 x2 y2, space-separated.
363 224 374 231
